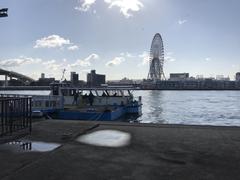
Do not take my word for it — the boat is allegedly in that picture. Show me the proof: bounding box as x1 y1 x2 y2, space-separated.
47 83 142 121
0 83 142 121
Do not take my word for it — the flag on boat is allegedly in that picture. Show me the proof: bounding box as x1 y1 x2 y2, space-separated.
0 8 8 17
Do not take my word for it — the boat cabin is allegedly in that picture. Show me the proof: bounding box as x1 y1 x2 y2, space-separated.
50 83 140 107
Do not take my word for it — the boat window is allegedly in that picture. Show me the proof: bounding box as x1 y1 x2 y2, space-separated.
52 101 56 107
34 101 42 107
61 89 68 96
45 101 49 107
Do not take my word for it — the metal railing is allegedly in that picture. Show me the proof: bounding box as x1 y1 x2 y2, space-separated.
0 94 63 111
0 96 32 137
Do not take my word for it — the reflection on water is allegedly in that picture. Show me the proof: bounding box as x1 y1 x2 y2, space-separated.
134 90 240 126
0 140 61 152
77 130 131 147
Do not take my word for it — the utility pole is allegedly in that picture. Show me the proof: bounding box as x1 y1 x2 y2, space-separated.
0 8 8 17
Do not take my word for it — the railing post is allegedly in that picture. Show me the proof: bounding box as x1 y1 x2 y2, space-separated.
1 101 4 136
29 97 32 133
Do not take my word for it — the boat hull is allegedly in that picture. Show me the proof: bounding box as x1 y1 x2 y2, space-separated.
57 106 126 121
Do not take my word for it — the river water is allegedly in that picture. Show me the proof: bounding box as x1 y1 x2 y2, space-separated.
1 90 240 126
134 90 240 126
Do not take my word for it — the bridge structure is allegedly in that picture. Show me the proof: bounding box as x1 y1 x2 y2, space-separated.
0 68 35 86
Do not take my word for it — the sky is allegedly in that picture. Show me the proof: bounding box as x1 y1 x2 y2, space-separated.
0 0 240 80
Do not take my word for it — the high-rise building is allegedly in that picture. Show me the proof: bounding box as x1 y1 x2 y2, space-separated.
236 72 240 81
70 72 79 86
87 70 106 87
41 73 45 79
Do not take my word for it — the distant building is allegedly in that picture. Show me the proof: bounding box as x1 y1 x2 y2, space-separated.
8 79 24 86
41 73 45 79
236 72 240 81
31 74 55 86
87 70 105 87
119 77 134 84
196 75 204 79
169 73 189 81
70 72 79 86
216 75 230 81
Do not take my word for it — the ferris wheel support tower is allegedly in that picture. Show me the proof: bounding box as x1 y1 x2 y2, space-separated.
147 33 165 81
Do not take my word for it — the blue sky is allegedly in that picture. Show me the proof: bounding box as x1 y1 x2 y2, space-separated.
0 0 240 80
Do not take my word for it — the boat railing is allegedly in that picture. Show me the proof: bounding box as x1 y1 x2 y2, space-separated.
0 94 64 111
31 95 64 111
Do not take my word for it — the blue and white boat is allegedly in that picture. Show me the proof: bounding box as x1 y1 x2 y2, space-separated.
47 83 142 121
27 83 142 121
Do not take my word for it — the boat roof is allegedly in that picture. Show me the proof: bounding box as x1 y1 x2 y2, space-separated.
59 87 138 91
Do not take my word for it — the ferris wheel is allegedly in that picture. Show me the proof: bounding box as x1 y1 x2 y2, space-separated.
147 33 165 81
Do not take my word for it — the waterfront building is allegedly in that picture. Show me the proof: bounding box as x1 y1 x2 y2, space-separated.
87 70 106 87
216 75 230 81
41 73 45 79
236 72 240 81
70 72 79 86
31 74 55 86
169 73 189 81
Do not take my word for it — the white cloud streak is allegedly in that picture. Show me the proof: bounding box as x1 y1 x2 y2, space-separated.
104 0 144 18
138 51 150 66
0 56 42 67
42 60 64 71
76 0 144 18
178 19 187 25
68 45 79 51
75 0 96 12
106 57 125 67
34 35 71 48
70 53 99 67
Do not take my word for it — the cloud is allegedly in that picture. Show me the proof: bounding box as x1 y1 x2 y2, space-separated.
75 0 96 12
76 0 144 18
29 54 99 74
138 51 150 66
0 56 42 67
178 19 187 25
106 57 125 67
165 52 176 62
120 52 135 58
104 0 144 18
42 60 65 71
34 35 71 48
205 57 211 61
68 45 79 51
70 53 99 67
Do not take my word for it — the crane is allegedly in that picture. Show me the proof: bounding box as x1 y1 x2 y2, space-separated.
60 69 66 82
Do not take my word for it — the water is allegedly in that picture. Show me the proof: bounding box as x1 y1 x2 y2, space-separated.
134 90 240 126
1 90 240 126
77 130 131 147
0 140 61 153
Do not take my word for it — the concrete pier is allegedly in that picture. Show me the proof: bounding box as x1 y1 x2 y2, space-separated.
0 120 240 180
